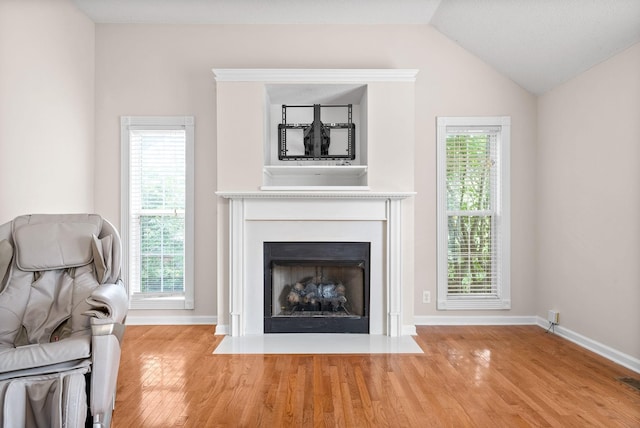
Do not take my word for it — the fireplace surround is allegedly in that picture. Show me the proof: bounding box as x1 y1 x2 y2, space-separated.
216 191 414 336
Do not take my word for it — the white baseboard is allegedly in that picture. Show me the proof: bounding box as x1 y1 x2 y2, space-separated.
534 316 640 374
402 324 417 336
414 315 538 326
214 324 229 335
126 315 217 326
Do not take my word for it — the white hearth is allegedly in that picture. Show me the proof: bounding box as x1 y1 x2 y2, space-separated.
216 191 414 336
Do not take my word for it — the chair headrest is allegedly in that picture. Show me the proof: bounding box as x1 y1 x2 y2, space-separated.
13 214 103 271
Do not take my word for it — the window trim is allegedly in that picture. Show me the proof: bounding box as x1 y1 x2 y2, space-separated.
436 116 511 310
121 116 195 310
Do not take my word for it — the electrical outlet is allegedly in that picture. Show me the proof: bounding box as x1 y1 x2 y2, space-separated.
547 310 559 324
423 291 431 304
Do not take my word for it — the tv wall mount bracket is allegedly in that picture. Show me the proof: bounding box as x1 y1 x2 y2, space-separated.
278 104 356 161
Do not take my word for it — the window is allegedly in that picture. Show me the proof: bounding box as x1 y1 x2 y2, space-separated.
436 116 510 310
121 116 194 309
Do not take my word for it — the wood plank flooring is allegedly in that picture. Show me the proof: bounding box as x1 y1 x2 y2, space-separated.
112 325 640 427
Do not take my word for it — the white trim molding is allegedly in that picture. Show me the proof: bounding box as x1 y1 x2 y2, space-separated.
436 116 511 311
120 115 195 310
402 325 418 336
535 317 640 374
126 315 216 326
214 324 229 336
212 68 419 83
415 315 538 326
216 191 415 200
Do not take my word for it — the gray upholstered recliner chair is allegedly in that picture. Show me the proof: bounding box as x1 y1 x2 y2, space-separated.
0 214 128 428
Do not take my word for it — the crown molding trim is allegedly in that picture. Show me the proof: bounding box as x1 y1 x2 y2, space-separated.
212 68 419 82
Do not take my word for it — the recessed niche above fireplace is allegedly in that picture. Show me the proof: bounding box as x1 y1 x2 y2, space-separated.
263 83 368 189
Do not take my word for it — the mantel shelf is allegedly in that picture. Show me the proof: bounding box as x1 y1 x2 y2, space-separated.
263 165 368 188
216 191 416 200
263 165 367 177
259 185 370 191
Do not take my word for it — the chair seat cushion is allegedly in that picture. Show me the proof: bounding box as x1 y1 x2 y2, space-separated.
0 335 90 374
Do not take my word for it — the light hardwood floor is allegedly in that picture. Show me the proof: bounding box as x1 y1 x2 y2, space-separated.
112 325 639 427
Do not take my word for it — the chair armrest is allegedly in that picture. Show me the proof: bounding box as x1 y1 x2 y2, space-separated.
84 280 128 324
90 332 123 427
86 281 128 426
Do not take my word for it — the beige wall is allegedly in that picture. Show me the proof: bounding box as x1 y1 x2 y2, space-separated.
537 43 640 358
415 28 539 319
93 24 538 321
0 0 95 222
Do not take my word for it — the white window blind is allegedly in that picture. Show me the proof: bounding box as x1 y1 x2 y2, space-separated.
129 129 185 296
121 117 194 310
437 117 510 310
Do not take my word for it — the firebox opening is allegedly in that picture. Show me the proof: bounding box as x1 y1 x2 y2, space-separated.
264 242 370 333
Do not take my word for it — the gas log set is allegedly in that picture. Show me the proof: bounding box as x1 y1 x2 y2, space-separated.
282 276 350 315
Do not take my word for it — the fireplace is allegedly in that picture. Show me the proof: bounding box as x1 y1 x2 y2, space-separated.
264 242 370 333
217 192 413 337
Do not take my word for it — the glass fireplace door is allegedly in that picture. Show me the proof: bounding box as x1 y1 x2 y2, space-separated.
264 242 370 333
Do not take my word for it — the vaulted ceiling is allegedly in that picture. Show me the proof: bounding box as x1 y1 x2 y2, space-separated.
72 0 640 94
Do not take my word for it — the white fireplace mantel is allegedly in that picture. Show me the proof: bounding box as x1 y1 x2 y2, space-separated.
217 191 414 200
217 191 415 337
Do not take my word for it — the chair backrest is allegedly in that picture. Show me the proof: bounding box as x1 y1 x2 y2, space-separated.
0 214 122 347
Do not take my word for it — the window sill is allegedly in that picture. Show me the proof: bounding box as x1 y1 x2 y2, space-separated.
129 295 194 310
